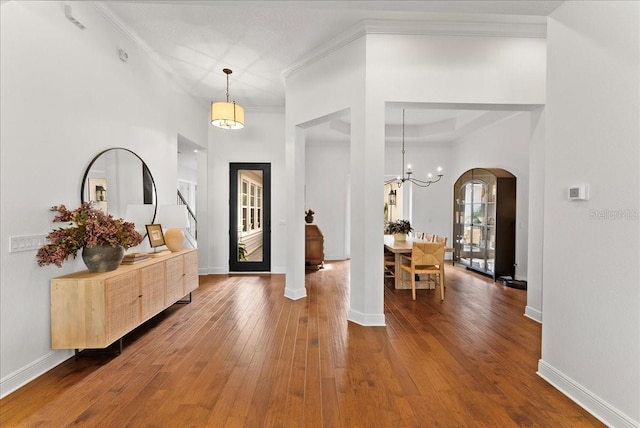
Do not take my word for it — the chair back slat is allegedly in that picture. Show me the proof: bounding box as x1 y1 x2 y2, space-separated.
411 242 445 266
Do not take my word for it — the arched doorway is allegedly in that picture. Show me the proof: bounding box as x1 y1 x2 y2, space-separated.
453 168 516 281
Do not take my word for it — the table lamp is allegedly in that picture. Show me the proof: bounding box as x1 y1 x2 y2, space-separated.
158 205 189 252
125 204 156 236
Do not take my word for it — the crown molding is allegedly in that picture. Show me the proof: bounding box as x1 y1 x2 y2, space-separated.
92 2 198 100
282 21 367 79
283 18 546 78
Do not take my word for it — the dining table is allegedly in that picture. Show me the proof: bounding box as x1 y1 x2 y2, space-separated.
384 235 435 290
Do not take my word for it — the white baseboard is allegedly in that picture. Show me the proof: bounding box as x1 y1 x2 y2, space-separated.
524 305 542 323
537 360 638 428
347 309 386 326
271 265 285 274
284 287 307 300
203 267 228 274
0 349 73 399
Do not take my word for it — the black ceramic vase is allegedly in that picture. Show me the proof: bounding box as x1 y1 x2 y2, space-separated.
82 245 125 273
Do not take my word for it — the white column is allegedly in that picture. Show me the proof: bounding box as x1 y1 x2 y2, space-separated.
347 102 386 326
284 125 307 300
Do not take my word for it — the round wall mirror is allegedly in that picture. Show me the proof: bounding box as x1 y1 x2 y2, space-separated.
81 148 157 230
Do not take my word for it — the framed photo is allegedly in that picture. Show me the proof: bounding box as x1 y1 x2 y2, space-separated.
145 224 165 248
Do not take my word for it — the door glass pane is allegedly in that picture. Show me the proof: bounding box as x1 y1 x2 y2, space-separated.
237 170 263 262
458 181 490 271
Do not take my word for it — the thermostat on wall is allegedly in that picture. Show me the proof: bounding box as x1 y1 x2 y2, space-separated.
568 184 589 201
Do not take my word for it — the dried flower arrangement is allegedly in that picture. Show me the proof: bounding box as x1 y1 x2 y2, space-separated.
36 202 143 267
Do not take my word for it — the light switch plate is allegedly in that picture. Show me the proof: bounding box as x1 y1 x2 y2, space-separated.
10 235 47 253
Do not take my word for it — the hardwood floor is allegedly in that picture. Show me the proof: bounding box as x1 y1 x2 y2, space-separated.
0 261 603 427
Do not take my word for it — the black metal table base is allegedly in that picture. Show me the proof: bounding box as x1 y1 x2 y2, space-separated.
177 292 192 304
74 337 123 357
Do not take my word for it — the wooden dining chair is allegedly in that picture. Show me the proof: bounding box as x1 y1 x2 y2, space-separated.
424 233 435 242
399 241 446 300
384 248 395 279
434 235 447 245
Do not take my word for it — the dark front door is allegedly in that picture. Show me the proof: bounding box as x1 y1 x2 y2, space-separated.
229 163 271 272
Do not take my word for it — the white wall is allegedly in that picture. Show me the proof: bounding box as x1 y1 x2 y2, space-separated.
539 2 639 426
286 27 547 325
366 33 546 105
305 140 350 260
285 37 366 303
0 2 206 397
526 108 545 322
451 112 533 281
205 109 286 273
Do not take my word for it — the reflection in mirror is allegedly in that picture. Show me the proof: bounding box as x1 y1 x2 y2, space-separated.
81 148 157 230
237 169 263 262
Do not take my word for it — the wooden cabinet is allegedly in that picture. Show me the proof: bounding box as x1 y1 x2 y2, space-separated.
165 256 186 304
105 271 142 344
50 249 198 350
139 263 166 321
183 250 199 294
453 168 516 280
305 224 324 268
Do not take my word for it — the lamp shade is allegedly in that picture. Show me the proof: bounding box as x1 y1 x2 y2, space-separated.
125 204 155 234
211 101 244 129
157 205 189 252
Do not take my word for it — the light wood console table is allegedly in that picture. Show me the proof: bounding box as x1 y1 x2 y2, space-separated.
50 249 198 354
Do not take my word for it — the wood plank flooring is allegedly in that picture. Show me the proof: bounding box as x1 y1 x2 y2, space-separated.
0 261 603 427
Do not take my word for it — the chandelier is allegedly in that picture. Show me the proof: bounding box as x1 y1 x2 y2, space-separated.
211 68 244 130
385 109 443 188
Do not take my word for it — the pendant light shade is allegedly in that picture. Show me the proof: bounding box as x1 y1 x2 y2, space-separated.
211 101 244 129
211 68 244 129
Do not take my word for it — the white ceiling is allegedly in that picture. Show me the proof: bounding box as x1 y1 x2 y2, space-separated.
99 1 560 145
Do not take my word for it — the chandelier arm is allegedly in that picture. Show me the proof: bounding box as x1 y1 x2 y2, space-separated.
408 180 430 188
407 179 434 188
409 174 443 184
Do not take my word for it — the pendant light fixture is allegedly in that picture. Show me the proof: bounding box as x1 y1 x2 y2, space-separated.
385 109 443 188
211 68 244 129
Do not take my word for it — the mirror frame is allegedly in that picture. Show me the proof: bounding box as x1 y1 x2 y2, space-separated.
80 147 158 225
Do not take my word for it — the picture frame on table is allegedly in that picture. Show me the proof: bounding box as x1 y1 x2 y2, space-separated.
145 224 165 248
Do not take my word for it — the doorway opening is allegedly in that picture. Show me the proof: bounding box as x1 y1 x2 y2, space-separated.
229 163 271 272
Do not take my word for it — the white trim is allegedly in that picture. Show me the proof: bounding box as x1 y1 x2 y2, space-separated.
524 306 542 323
537 360 638 428
271 265 285 274
284 286 307 300
347 309 386 327
283 18 546 78
1 350 73 399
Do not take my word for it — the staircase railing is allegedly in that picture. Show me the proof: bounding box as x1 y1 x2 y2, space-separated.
177 190 197 240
